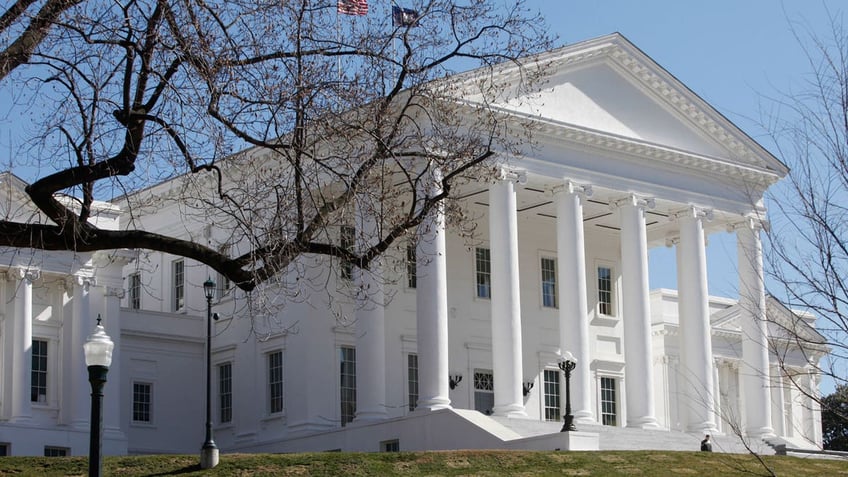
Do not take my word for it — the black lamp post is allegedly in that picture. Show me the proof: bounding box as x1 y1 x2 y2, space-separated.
558 351 577 432
200 277 219 469
84 316 114 477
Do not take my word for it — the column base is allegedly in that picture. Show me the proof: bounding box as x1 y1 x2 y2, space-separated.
574 410 595 424
415 397 452 412
353 410 389 423
492 404 527 418
686 420 718 434
626 417 660 429
745 426 775 439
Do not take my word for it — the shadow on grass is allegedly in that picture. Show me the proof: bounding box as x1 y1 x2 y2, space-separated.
147 464 201 475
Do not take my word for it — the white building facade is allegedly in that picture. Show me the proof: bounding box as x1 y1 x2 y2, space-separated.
0 34 827 456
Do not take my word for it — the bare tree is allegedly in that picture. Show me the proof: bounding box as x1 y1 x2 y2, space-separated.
762 12 848 436
0 0 553 291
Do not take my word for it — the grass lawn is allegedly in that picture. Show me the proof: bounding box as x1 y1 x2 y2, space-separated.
0 450 845 476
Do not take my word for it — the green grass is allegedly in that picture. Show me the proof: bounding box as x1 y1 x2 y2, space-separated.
0 450 845 476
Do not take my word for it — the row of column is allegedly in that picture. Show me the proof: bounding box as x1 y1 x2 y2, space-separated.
350 168 774 438
2 263 124 437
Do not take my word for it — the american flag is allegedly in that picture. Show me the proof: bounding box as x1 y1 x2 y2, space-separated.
338 0 368 16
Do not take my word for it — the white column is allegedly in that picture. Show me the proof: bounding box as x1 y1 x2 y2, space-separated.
736 219 773 438
353 200 387 422
489 176 526 417
415 169 451 411
10 269 37 421
616 195 658 428
555 180 593 423
674 207 716 432
102 286 124 434
71 275 95 428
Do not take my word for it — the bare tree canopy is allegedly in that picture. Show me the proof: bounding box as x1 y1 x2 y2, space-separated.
0 0 553 290
764 12 848 403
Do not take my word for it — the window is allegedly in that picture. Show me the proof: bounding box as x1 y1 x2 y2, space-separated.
406 243 417 289
381 439 400 452
339 346 356 426
44 446 68 457
541 257 558 308
407 354 418 412
340 225 355 280
132 382 152 422
128 273 141 309
172 259 185 311
473 369 494 415
598 266 613 315
217 246 232 300
0 443 9 456
219 362 232 423
475 247 491 299
600 377 617 426
268 351 284 414
543 369 561 421
31 339 48 403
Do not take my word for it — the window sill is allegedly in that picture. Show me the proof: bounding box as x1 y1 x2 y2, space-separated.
130 421 156 428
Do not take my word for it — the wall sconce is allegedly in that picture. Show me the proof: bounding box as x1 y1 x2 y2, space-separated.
449 373 463 390
522 381 534 396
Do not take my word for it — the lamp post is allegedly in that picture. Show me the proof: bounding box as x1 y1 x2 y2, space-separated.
200 277 219 469
84 316 114 477
558 351 577 432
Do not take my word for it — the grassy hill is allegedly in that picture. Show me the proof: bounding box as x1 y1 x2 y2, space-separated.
0 450 845 476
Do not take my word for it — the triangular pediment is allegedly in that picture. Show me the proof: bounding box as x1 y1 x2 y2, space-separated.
457 33 787 184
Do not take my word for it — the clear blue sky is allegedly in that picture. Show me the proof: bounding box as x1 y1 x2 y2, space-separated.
521 0 842 297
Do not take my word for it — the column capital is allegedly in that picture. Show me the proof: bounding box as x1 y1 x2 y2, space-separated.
669 205 713 222
74 274 96 290
550 179 592 197
494 166 526 184
610 193 655 211
727 215 768 233
13 267 40 283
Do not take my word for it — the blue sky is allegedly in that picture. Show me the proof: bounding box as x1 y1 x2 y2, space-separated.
521 0 842 297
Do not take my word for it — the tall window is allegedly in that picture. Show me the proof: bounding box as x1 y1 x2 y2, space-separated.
31 339 48 403
600 377 617 426
541 257 557 308
218 362 232 423
406 243 417 289
543 369 561 421
475 247 491 299
172 259 185 311
407 353 419 412
339 346 356 425
268 351 284 414
128 273 141 310
597 266 613 315
473 369 494 415
340 226 355 280
132 382 152 422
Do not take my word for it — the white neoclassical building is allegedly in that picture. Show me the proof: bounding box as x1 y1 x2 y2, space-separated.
0 34 827 456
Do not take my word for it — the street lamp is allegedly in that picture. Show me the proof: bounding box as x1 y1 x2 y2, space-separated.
84 316 114 477
200 277 219 469
558 351 577 432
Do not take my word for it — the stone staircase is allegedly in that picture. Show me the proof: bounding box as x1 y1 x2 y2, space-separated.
490 416 777 454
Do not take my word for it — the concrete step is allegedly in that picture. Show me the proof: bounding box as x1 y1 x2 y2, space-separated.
491 416 776 455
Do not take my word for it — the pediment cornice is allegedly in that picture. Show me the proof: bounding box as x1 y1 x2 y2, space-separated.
456 33 787 183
